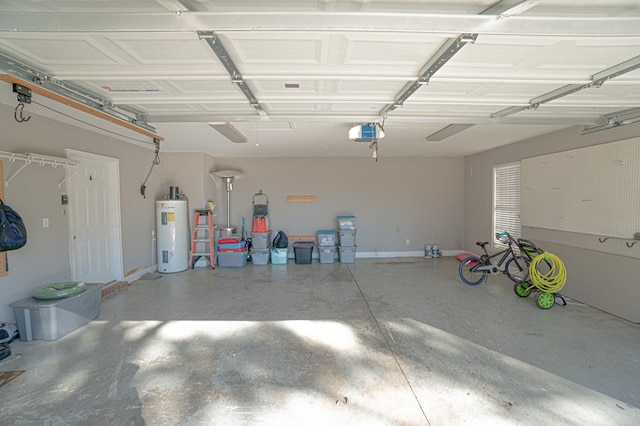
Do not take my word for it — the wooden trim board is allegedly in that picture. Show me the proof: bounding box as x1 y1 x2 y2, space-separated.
0 74 163 141
288 235 316 241
287 196 317 203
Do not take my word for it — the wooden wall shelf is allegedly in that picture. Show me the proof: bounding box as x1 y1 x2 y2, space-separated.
287 195 317 203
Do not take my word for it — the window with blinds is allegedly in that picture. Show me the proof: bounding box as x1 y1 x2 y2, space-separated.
493 162 521 248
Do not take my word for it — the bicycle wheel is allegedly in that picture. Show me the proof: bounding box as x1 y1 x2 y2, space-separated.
458 255 487 286
505 256 529 283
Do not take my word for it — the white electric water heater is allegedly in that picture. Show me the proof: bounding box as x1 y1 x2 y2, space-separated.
156 199 189 273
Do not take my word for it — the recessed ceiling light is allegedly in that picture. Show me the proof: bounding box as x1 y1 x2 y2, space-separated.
284 83 300 89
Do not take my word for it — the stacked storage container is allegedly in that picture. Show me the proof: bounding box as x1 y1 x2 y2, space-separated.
270 247 288 264
317 230 338 264
251 231 272 265
217 238 248 268
251 190 271 265
337 215 357 263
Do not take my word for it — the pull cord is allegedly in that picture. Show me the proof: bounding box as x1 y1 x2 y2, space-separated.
140 138 161 198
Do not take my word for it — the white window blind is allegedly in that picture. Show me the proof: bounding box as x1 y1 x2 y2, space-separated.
493 162 521 248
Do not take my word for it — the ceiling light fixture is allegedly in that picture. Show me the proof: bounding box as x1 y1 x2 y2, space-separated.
208 122 247 143
426 124 475 141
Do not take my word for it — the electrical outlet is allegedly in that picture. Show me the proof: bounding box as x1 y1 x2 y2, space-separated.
406 238 410 245
43 218 49 228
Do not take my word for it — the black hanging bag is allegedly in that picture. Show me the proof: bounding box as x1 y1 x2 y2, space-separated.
0 198 27 252
272 231 288 249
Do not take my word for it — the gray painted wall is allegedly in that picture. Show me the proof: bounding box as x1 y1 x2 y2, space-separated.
0 104 465 321
209 157 464 253
0 104 163 320
464 123 640 323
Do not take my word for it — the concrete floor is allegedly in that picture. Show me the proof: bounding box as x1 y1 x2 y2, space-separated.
1 256 639 425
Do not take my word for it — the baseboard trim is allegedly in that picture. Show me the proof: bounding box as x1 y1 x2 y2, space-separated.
124 265 155 282
356 250 463 258
129 250 468 280
278 249 466 259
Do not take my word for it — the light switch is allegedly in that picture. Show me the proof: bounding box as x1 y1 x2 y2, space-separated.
43 218 49 228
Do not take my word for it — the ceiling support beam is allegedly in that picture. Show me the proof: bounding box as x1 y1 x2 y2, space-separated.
1 12 640 37
583 107 640 135
198 31 266 116
380 33 478 116
492 54 640 119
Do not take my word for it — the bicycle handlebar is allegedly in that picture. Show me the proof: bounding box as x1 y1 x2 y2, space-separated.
495 231 514 244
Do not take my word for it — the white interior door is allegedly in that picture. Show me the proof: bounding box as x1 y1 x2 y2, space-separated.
66 150 123 283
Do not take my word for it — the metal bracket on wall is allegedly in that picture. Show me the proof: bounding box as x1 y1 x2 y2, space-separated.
0 151 79 187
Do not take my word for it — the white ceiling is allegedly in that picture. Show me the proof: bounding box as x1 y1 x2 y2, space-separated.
0 0 639 157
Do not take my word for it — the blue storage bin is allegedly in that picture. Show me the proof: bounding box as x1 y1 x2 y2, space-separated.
270 247 288 265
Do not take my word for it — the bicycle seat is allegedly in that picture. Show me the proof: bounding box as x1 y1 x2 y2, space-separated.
476 241 489 248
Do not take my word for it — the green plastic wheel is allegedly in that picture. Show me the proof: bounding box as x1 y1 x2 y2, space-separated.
513 282 532 298
535 292 555 309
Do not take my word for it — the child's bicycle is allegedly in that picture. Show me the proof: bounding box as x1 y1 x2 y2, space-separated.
458 232 529 286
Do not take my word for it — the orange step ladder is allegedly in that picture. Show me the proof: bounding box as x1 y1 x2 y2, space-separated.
189 209 215 269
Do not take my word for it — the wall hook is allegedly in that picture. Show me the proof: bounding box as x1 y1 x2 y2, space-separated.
14 102 31 123
626 241 637 248
598 237 610 243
